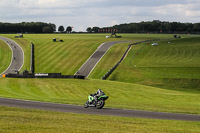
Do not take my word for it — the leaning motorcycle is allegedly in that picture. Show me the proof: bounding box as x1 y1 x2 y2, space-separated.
84 93 109 109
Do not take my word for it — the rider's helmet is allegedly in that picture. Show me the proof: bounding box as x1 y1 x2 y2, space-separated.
97 89 101 92
97 89 103 95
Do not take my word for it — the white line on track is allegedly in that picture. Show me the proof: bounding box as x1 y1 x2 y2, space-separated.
0 38 14 76
0 37 24 76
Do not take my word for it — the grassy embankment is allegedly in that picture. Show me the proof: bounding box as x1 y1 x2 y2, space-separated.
0 34 132 74
90 34 175 79
1 34 172 75
90 35 200 91
87 34 173 78
0 40 12 74
0 78 200 114
1 106 200 133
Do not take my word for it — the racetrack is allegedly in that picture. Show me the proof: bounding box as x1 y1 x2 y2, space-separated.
0 37 200 122
0 37 24 77
75 41 130 77
0 97 200 121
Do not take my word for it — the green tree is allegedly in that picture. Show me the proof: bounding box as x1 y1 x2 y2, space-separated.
193 23 200 32
86 27 92 33
58 25 65 32
49 23 56 32
92 27 100 33
66 26 72 33
42 26 52 33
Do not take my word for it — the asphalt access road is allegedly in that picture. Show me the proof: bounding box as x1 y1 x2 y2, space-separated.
0 97 200 121
0 37 24 77
75 41 130 77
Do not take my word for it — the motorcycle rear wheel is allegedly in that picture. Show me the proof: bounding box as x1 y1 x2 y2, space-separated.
96 100 105 109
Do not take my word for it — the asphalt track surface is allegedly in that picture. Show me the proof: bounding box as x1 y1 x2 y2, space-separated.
0 97 200 121
0 36 24 77
75 41 130 77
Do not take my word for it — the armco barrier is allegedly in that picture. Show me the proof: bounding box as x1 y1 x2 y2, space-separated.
102 39 172 80
5 73 85 79
30 43 35 74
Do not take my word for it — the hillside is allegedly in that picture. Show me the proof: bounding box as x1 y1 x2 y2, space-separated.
0 78 200 114
90 35 200 90
0 34 200 114
0 34 171 75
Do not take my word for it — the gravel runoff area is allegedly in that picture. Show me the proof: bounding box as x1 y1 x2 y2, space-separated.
0 37 24 77
0 97 200 121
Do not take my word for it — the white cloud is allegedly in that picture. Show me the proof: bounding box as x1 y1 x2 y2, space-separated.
150 3 200 20
0 0 200 31
16 0 106 8
111 20 118 26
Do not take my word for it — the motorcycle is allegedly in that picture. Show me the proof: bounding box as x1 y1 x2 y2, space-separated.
84 93 109 109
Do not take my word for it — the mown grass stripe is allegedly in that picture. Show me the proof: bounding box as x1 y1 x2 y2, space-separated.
41 42 78 73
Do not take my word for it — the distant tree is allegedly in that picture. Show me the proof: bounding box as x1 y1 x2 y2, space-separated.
58 25 65 32
49 23 56 32
0 22 56 33
92 27 100 33
86 27 92 33
1 21 199 34
42 26 52 33
193 23 200 32
66 26 72 33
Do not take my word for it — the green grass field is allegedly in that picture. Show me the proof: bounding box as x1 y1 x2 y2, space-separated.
0 34 200 114
1 106 200 133
0 33 173 75
1 34 133 74
0 78 200 114
108 37 200 90
89 35 200 91
0 40 12 74
0 33 200 132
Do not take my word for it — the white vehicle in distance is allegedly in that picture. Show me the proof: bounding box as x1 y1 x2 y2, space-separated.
151 43 158 46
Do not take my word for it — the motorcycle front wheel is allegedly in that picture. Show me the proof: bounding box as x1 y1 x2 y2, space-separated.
96 100 105 109
84 101 89 108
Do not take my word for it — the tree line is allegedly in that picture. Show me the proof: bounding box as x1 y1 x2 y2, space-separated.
87 20 200 33
0 22 56 33
58 26 73 33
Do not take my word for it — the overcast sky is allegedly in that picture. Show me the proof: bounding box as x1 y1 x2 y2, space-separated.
0 0 200 31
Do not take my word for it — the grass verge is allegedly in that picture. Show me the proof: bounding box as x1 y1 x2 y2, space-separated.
0 106 200 133
106 36 200 90
0 78 200 114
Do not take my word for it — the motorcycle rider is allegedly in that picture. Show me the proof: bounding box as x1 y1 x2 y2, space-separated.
90 89 105 104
